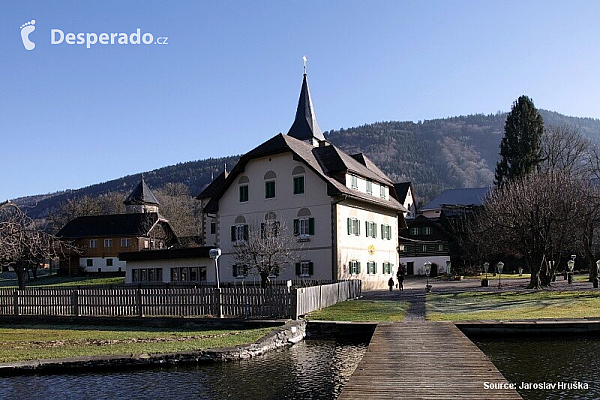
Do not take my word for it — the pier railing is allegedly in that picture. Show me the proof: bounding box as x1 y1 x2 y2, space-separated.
0 280 361 319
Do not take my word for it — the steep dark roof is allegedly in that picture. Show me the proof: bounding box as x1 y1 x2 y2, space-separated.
196 171 229 200
394 182 415 204
119 246 213 262
203 133 406 214
57 213 166 238
420 187 490 212
124 177 160 206
287 74 325 142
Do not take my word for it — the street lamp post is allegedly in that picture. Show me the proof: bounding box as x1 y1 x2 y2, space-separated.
209 248 223 318
595 260 600 289
497 261 504 288
424 261 432 293
482 262 489 287
567 258 575 285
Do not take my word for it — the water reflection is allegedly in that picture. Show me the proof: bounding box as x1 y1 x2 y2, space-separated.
0 338 368 400
474 336 600 400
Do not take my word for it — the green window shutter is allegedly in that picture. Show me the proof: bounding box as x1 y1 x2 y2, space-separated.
381 224 385 239
243 224 249 240
373 223 377 238
357 220 361 236
374 262 377 274
295 263 301 275
347 218 352 235
365 221 369 237
356 262 361 274
309 218 315 235
293 219 299 236
231 226 236 241
308 262 314 275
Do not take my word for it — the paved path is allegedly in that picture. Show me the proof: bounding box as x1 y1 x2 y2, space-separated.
338 322 522 399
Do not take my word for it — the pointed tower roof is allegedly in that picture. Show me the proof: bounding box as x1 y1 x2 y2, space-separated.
287 74 326 142
124 176 160 206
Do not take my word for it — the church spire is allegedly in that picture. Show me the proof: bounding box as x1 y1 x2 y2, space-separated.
287 59 325 144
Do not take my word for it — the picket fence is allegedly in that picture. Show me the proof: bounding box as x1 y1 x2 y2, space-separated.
0 280 361 319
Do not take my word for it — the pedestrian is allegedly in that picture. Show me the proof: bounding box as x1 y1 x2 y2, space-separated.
388 277 394 291
396 266 405 291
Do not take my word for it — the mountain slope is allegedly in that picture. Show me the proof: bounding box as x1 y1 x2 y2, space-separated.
16 110 600 218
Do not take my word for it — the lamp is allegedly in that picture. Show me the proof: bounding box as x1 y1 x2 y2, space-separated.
424 261 432 292
482 262 489 287
595 260 600 288
497 261 504 288
567 258 575 285
209 248 222 289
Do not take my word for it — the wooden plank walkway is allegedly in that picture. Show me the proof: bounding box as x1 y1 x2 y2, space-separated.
339 322 522 399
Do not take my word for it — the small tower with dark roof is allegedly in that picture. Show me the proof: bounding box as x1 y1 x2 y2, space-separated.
124 176 160 214
287 71 326 147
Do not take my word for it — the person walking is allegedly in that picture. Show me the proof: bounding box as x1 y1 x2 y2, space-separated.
388 277 394 292
396 266 405 291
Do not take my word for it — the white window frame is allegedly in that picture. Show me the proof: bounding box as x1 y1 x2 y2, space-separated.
235 224 246 243
350 175 358 190
103 239 113 248
348 218 360 236
89 239 97 249
120 238 131 248
366 180 373 195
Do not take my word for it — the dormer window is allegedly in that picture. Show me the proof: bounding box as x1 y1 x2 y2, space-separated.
350 175 358 190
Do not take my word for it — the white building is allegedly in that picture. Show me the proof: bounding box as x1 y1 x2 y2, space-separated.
201 73 407 289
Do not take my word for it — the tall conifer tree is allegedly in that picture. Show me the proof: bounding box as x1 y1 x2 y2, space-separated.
494 95 544 186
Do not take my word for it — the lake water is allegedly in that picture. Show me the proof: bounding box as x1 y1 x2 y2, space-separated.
0 338 368 400
474 336 600 400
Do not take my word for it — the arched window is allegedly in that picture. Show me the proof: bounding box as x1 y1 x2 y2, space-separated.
264 171 276 199
294 208 314 238
231 216 248 243
238 176 249 202
292 166 305 195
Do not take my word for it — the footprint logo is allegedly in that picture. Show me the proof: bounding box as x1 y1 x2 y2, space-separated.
20 20 36 50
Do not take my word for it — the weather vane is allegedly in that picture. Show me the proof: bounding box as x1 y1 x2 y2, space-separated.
303 55 307 75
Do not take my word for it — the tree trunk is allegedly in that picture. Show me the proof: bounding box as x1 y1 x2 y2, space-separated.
14 264 27 290
260 272 269 289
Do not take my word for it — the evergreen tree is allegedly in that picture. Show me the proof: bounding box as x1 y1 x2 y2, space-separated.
494 95 544 186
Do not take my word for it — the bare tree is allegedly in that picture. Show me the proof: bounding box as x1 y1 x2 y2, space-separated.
154 183 201 238
0 203 76 289
472 171 593 288
540 125 593 179
48 193 125 234
230 220 302 288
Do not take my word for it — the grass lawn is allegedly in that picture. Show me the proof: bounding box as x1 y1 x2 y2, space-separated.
307 299 409 322
427 290 600 321
0 324 276 363
0 272 125 288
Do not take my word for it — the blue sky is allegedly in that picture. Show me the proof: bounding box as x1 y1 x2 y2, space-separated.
2 1 600 201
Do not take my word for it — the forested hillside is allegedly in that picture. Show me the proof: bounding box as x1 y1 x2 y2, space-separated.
16 110 600 218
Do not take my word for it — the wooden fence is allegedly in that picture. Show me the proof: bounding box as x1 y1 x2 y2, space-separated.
0 280 361 319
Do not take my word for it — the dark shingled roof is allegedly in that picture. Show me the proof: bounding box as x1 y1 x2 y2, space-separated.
124 177 160 206
57 213 167 238
420 187 490 212
203 133 407 214
196 171 229 200
394 182 414 204
287 74 325 142
119 246 213 262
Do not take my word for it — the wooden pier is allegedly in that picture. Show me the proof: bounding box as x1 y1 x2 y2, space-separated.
338 322 522 399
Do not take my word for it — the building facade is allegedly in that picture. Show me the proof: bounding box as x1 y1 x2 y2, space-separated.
200 73 407 289
57 177 177 274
